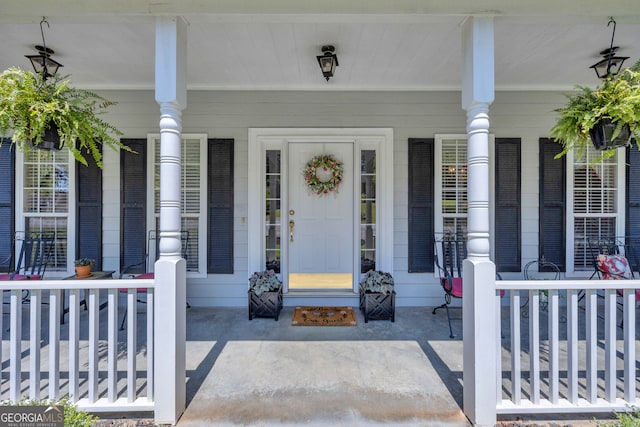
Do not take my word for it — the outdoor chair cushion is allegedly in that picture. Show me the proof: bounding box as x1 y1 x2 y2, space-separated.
596 254 640 300
440 276 505 298
119 272 153 293
0 273 42 281
597 254 632 280
442 277 463 298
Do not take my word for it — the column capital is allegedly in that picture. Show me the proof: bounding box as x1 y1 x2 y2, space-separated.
461 16 495 111
155 16 188 109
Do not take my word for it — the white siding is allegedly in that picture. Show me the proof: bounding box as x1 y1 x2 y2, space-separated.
97 89 567 307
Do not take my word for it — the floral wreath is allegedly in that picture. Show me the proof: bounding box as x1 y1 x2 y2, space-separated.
303 154 344 195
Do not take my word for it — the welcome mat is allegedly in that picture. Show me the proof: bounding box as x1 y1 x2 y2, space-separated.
291 306 357 326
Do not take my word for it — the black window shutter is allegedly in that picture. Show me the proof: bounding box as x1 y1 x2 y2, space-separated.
495 138 521 272
539 138 566 271
120 139 147 273
627 144 640 239
76 155 103 270
0 141 15 271
208 139 234 274
408 138 434 273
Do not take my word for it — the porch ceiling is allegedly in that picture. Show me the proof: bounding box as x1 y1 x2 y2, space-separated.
0 1 639 91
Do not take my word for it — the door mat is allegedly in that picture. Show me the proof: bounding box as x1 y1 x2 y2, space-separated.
291 306 357 326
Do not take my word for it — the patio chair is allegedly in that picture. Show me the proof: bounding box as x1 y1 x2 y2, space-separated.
0 232 55 302
588 237 640 294
118 230 189 330
433 234 504 338
522 258 564 319
433 234 469 338
587 237 640 325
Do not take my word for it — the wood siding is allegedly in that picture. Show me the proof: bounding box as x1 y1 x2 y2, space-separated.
96 89 565 307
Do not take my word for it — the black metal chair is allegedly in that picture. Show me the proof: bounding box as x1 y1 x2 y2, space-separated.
522 258 562 317
433 233 505 338
0 232 55 302
118 230 190 330
433 234 467 338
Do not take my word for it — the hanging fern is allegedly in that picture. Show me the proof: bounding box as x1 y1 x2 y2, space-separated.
550 60 640 162
0 67 132 168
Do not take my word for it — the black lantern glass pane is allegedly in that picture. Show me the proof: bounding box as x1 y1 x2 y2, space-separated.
320 56 334 73
26 55 46 73
590 56 629 79
26 54 62 77
44 57 62 76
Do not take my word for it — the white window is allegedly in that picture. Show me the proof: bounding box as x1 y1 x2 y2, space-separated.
18 149 74 274
567 146 625 272
148 134 207 277
435 134 496 251
264 150 281 273
435 136 469 237
360 150 376 273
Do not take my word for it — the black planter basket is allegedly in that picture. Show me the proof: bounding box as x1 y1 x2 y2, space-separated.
359 288 395 323
589 118 632 151
248 284 283 321
29 122 63 151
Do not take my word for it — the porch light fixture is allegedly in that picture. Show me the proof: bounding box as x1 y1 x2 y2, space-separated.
590 17 628 80
316 45 338 81
25 17 63 80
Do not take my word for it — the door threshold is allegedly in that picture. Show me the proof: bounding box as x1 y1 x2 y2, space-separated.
286 290 357 297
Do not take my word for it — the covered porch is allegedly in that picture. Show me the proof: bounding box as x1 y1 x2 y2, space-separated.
1 1 640 426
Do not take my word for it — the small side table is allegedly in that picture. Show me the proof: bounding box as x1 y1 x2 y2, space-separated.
61 270 115 324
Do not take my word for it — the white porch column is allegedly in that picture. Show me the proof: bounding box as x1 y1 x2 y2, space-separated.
460 16 497 427
154 16 187 426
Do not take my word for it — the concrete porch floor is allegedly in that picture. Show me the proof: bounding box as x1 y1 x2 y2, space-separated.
178 306 469 426
110 305 619 427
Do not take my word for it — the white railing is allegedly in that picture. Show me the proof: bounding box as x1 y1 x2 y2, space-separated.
495 279 639 415
0 278 155 413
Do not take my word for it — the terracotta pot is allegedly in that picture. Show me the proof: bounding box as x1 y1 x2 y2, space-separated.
75 265 92 278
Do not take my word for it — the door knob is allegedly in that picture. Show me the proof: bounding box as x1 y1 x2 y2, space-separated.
289 220 295 243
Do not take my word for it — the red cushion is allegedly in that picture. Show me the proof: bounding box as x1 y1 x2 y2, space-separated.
119 287 149 292
441 277 505 298
616 288 640 300
441 277 463 298
0 273 42 281
119 272 153 293
597 254 632 280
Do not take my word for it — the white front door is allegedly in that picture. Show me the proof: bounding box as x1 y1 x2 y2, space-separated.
287 142 354 290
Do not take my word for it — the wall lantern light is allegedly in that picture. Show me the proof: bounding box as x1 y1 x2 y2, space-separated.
316 45 338 82
590 17 629 80
25 17 63 80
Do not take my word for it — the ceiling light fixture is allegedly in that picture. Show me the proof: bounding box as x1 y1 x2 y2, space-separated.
25 17 63 80
316 45 338 82
590 17 629 80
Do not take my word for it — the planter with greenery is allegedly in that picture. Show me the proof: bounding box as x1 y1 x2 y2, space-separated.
74 258 95 278
359 270 395 323
248 269 283 321
0 67 131 168
550 59 640 161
